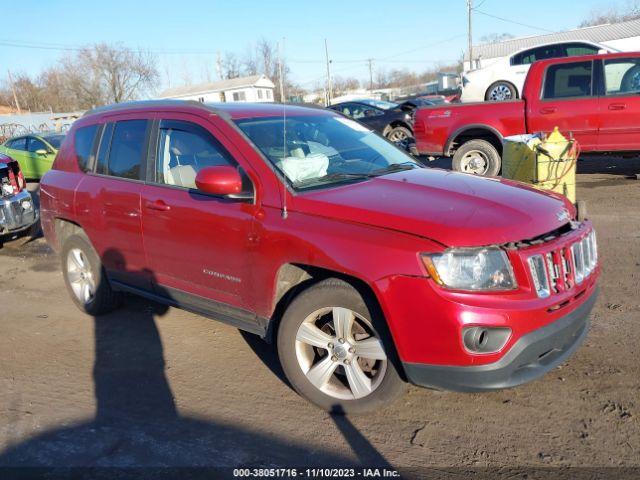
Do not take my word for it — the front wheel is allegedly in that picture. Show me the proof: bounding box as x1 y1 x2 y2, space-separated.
277 279 405 414
452 139 501 176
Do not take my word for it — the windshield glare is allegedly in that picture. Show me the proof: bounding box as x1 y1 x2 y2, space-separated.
235 114 420 190
359 99 398 110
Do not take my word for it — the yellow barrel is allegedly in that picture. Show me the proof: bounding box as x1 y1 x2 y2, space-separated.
502 127 577 203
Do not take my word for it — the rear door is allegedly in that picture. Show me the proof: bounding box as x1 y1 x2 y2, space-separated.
598 56 640 150
140 113 258 312
74 116 152 290
527 60 599 149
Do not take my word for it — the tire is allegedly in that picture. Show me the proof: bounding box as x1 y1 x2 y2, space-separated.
277 279 406 414
0 222 40 249
452 139 501 176
385 125 412 143
485 81 517 101
61 234 122 316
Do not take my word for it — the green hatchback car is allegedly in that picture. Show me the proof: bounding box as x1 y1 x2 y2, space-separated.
0 132 66 179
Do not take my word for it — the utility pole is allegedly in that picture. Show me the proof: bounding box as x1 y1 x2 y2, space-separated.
7 70 21 114
367 58 374 91
325 39 333 105
467 0 473 70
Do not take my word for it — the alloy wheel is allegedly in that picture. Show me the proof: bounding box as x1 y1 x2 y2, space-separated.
66 248 96 305
295 306 387 400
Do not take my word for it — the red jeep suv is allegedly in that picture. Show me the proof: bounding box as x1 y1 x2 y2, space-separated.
40 101 599 413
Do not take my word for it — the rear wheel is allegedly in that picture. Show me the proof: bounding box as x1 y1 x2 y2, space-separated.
485 81 517 101
385 125 412 143
452 139 501 176
277 279 405 414
61 234 122 315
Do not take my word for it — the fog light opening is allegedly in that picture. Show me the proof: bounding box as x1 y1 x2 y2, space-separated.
463 326 511 354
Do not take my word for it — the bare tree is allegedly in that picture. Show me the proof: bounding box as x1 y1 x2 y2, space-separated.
222 52 242 79
332 76 360 96
479 33 515 44
579 0 640 26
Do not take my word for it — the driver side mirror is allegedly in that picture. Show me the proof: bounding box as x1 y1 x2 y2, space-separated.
195 166 251 199
35 149 49 156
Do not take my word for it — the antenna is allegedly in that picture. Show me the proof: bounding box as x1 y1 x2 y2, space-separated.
279 37 288 220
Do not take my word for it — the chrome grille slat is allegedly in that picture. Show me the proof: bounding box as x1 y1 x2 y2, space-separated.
528 229 597 298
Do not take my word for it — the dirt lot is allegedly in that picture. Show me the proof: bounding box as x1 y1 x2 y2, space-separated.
0 157 638 479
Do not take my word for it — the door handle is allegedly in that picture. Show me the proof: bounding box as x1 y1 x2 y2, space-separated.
540 107 557 114
146 200 171 212
608 103 627 110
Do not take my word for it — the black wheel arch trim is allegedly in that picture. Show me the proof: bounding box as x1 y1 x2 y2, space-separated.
445 124 504 156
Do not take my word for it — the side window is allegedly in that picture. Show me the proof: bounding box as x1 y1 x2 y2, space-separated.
604 58 640 95
513 45 561 66
155 120 236 190
9 138 27 151
97 120 148 180
564 43 599 57
75 124 99 172
27 137 48 153
95 123 114 175
543 61 593 99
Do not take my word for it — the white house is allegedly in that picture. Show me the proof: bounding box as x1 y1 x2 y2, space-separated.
465 18 640 70
159 75 276 103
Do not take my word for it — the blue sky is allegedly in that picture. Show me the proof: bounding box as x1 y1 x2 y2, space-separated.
0 0 618 93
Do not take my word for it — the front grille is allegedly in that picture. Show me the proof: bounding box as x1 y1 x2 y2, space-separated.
528 230 597 298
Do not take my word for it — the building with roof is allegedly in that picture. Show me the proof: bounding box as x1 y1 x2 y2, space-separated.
464 18 640 70
158 75 276 103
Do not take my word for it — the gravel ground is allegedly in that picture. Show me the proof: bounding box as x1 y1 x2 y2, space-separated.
0 157 638 479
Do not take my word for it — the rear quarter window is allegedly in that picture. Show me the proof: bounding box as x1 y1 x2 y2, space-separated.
75 125 99 172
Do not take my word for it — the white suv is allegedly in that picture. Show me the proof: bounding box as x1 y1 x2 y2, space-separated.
461 41 615 103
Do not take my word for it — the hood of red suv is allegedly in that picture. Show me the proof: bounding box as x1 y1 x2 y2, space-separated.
295 168 572 247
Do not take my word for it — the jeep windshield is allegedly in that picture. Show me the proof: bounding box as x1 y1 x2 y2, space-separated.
234 114 420 190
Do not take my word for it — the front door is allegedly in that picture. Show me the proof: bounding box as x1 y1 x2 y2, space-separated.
140 114 257 310
25 136 56 178
527 60 599 149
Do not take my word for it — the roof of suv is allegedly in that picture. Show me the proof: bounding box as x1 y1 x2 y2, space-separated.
84 100 328 121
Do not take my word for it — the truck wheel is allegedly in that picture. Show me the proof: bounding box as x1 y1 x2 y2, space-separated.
452 139 501 176
386 125 412 143
61 234 122 316
277 279 405 414
485 81 517 101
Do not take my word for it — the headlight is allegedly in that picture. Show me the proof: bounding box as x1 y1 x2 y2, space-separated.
421 248 517 291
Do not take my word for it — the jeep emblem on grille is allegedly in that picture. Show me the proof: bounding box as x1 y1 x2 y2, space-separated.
556 210 569 222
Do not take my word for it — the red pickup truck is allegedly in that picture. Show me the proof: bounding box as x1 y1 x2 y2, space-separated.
414 52 640 176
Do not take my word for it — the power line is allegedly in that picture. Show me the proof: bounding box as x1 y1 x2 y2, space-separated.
473 9 557 33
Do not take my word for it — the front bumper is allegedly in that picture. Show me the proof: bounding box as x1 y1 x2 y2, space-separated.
0 190 38 235
403 287 597 392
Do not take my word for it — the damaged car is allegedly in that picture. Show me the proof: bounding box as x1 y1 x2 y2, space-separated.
0 153 38 245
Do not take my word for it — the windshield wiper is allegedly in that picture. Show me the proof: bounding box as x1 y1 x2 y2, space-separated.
292 162 420 189
293 172 373 189
368 161 420 176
